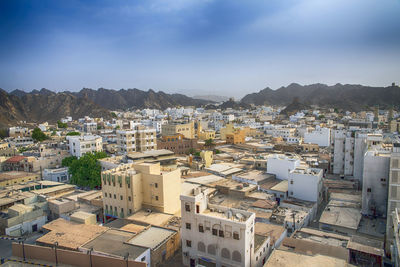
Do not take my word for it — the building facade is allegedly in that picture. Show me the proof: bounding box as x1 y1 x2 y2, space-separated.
162 122 195 139
101 162 181 219
66 135 103 158
116 126 157 154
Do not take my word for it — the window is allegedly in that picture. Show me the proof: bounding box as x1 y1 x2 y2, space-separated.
104 193 107 197
141 256 146 262
128 196 132 201
221 248 230 259
129 209 132 214
114 194 116 199
367 188 372 193
207 244 216 255
233 231 239 240
219 230 224 237
185 203 191 212
186 240 192 247
120 195 123 200
212 228 218 236
198 242 205 252
198 224 204 233
290 180 293 184
155 183 158 188
232 251 242 262
155 196 159 201
186 223 191 230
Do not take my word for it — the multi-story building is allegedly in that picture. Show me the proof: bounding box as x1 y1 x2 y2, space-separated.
101 162 181 219
157 134 197 154
116 126 157 154
180 188 270 267
83 122 97 133
386 144 400 253
391 208 400 266
43 167 70 183
267 154 301 180
361 149 390 217
226 131 245 145
303 126 331 147
66 135 103 158
162 122 195 139
288 167 323 203
8 127 29 137
332 130 382 184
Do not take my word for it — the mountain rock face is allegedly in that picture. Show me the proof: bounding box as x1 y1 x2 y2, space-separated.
241 83 400 111
76 88 209 110
193 95 229 102
1 87 210 127
1 89 111 127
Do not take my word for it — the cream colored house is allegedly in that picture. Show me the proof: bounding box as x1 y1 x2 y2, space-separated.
162 122 194 139
101 162 181 219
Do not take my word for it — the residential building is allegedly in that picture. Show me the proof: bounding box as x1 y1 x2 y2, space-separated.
386 144 400 252
267 154 301 180
303 126 331 147
162 121 195 139
180 188 270 267
226 131 245 145
9 127 29 137
157 134 197 154
116 126 157 154
288 167 323 203
0 171 40 187
101 162 181 219
83 122 97 133
66 135 103 158
361 149 390 217
43 167 70 183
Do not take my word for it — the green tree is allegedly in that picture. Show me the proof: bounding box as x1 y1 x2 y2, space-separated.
0 129 8 139
111 112 117 118
31 127 48 142
62 152 107 188
66 131 80 136
205 138 215 149
57 120 67 128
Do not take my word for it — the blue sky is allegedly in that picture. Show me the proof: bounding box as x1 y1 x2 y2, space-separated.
1 0 400 98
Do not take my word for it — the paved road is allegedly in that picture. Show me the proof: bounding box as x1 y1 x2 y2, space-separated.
0 232 44 259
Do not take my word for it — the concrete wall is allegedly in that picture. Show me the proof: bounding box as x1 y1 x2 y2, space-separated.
12 243 146 267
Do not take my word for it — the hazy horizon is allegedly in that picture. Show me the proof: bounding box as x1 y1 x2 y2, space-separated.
1 0 400 98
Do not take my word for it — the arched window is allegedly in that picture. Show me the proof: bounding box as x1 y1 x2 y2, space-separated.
212 224 223 237
207 244 216 255
198 242 205 252
221 248 230 259
232 251 242 262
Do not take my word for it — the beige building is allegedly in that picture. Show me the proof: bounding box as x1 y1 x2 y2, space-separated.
162 122 194 139
101 162 181 219
116 126 157 154
387 144 400 252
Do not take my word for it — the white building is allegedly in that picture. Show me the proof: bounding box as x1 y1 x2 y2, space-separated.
303 126 331 147
180 188 270 267
288 167 323 203
386 144 400 252
361 149 390 217
116 126 157 154
223 114 235 123
66 135 103 158
83 122 97 133
267 154 301 180
43 167 70 183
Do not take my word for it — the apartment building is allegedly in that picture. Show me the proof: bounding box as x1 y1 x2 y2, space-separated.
66 135 103 158
267 154 301 180
162 122 195 139
116 126 157 154
180 188 270 267
361 149 390 217
386 144 400 252
288 167 323 203
101 162 181 219
303 126 331 147
157 134 197 154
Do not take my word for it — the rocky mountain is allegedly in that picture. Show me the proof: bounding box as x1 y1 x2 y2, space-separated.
241 83 400 111
1 89 111 127
1 87 211 127
279 97 311 116
193 95 229 102
75 88 210 110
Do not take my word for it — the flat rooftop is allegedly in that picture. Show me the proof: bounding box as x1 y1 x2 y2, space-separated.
126 210 174 227
127 226 175 250
0 171 39 182
234 170 274 183
270 180 288 193
265 249 351 267
37 218 107 250
255 222 286 245
82 229 148 260
319 200 362 230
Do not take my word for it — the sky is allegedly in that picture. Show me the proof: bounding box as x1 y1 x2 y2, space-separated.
1 0 400 98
